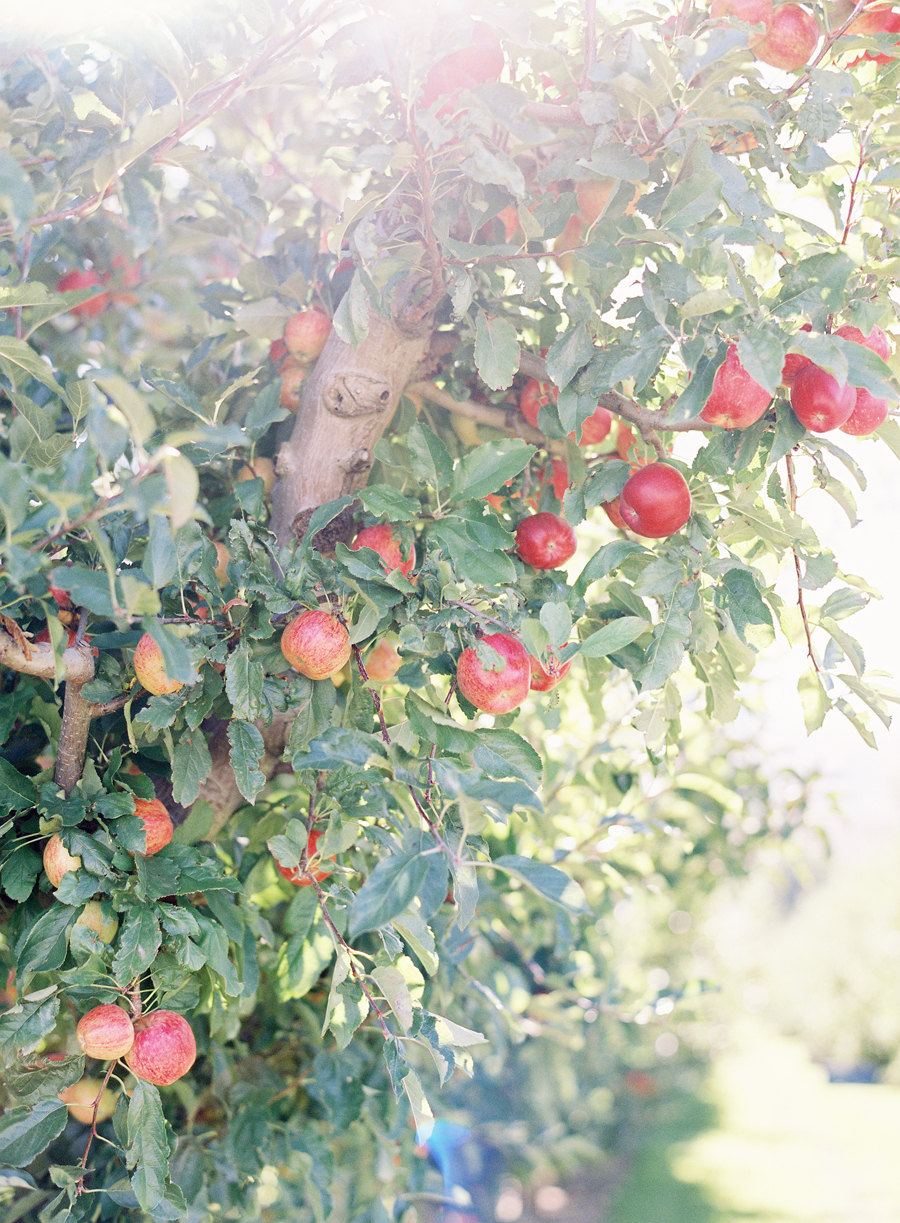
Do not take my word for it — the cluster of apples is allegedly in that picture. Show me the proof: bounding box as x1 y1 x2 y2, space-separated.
67 1004 196 1089
43 795 173 892
270 306 333 412
710 0 821 71
56 257 141 320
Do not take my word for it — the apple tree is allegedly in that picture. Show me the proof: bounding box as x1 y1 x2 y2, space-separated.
1 0 899 1219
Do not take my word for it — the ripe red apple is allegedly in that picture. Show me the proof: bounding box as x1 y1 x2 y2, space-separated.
269 337 287 364
273 829 334 886
515 513 578 569
283 309 332 362
602 496 630 531
56 269 110 319
421 20 504 109
519 379 612 445
59 1077 117 1124
539 458 570 502
365 639 402 682
350 524 415 577
833 322 892 362
845 4 900 63
281 609 351 680
133 796 174 855
710 0 773 20
781 323 813 386
75 901 118 944
840 387 890 435
456 633 531 715
790 363 856 431
133 632 184 697
76 1004 135 1061
279 365 306 411
529 655 572 692
752 3 820 71
700 343 773 428
618 464 692 538
43 834 81 888
125 1010 196 1086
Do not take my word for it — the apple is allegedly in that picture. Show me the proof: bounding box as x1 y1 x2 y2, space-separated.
43 834 81 888
575 178 615 226
125 1009 196 1086
710 0 773 20
133 632 184 697
519 379 612 444
515 512 578 569
59 1076 117 1125
700 343 773 428
237 456 277 496
281 608 351 680
529 655 572 692
833 322 892 362
551 214 583 275
279 365 307 411
618 464 692 537
752 3 820 70
790 363 856 431
420 20 504 110
56 269 109 319
269 337 287 364
840 387 890 435
350 523 415 577
213 540 230 583
579 405 614 445
781 323 814 386
602 496 630 531
456 633 531 715
539 458 570 503
273 829 334 886
365 639 402 682
133 796 174 855
845 4 900 63
283 309 332 363
105 254 142 305
75 900 118 944
76 1004 135 1061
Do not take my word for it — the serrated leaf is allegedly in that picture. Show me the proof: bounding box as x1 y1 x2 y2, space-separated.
0 759 37 812
348 853 429 937
113 908 162 984
636 585 695 690
0 337 64 396
574 540 647 593
127 1081 168 1212
573 616 649 659
171 731 212 807
473 310 518 391
227 719 266 804
450 438 535 501
544 323 595 391
225 644 265 721
493 855 588 913
0 994 60 1058
407 423 454 492
798 668 830 733
15 905 76 978
0 1099 68 1167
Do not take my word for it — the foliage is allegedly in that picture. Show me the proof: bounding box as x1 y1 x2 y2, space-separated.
1 0 898 1219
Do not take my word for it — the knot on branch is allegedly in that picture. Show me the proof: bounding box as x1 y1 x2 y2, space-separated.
324 373 392 417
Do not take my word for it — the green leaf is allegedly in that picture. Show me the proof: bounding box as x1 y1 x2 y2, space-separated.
407 423 454 492
15 905 76 978
428 520 517 586
450 439 535 502
0 759 37 812
493 855 588 914
0 993 60 1057
127 1081 169 1212
659 170 722 229
539 601 572 649
113 908 162 985
0 337 64 396
0 1099 68 1167
405 693 481 753
544 323 595 392
348 853 430 937
0 845 42 903
290 727 381 773
798 668 830 734
473 310 518 391
225 643 265 721
574 540 647 594
227 720 267 805
287 677 338 758
472 728 542 792
636 584 696 691
573 616 650 659
171 731 213 807
715 568 774 645
4 1053 84 1104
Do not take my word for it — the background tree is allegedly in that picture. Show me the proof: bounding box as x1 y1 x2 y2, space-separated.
1 1 898 1219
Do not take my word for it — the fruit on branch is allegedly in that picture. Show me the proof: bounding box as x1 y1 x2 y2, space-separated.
515 512 578 569
618 464 692 537
76 1004 135 1061
789 364 856 431
273 829 334 886
602 497 630 531
133 796 174 855
269 337 287 364
840 387 890 435
575 178 615 226
279 365 307 412
237 456 276 496
125 1009 196 1086
710 0 773 20
456 633 531 715
780 323 813 386
365 638 402 682
59 1077 117 1125
133 632 185 697
529 655 572 692
56 269 110 319
519 379 612 444
281 609 351 680
213 540 230 584
537 458 570 503
833 322 892 362
752 3 820 70
75 901 118 944
700 343 773 428
283 308 332 363
420 20 504 110
43 834 81 888
842 3 900 64
350 523 415 577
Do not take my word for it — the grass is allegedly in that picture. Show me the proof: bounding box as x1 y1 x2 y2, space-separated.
605 1024 900 1223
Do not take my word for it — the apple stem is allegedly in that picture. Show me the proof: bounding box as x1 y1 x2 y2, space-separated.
785 455 820 672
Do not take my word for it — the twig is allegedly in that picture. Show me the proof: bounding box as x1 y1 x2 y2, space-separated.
352 645 391 744
75 1059 118 1195
785 454 818 672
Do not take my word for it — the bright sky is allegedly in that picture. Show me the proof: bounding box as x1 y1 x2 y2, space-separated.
2 0 212 38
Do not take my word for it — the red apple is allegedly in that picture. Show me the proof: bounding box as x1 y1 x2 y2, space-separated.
840 387 890 435
269 337 287 364
845 4 900 63
456 633 531 715
519 378 553 429
56 269 110 319
700 343 773 428
273 829 334 886
75 900 118 944
350 524 415 577
529 655 572 692
540 458 570 502
365 639 402 682
125 1010 196 1086
213 540 230 583
833 322 892 362
790 363 856 431
752 4 820 71
132 796 174 855
281 609 351 680
279 365 306 412
710 0 773 20
133 632 184 697
603 497 630 531
515 512 578 569
43 834 81 888
618 464 692 538
283 309 332 362
59 1077 117 1124
76 1004 135 1061
421 21 504 109
781 323 813 386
